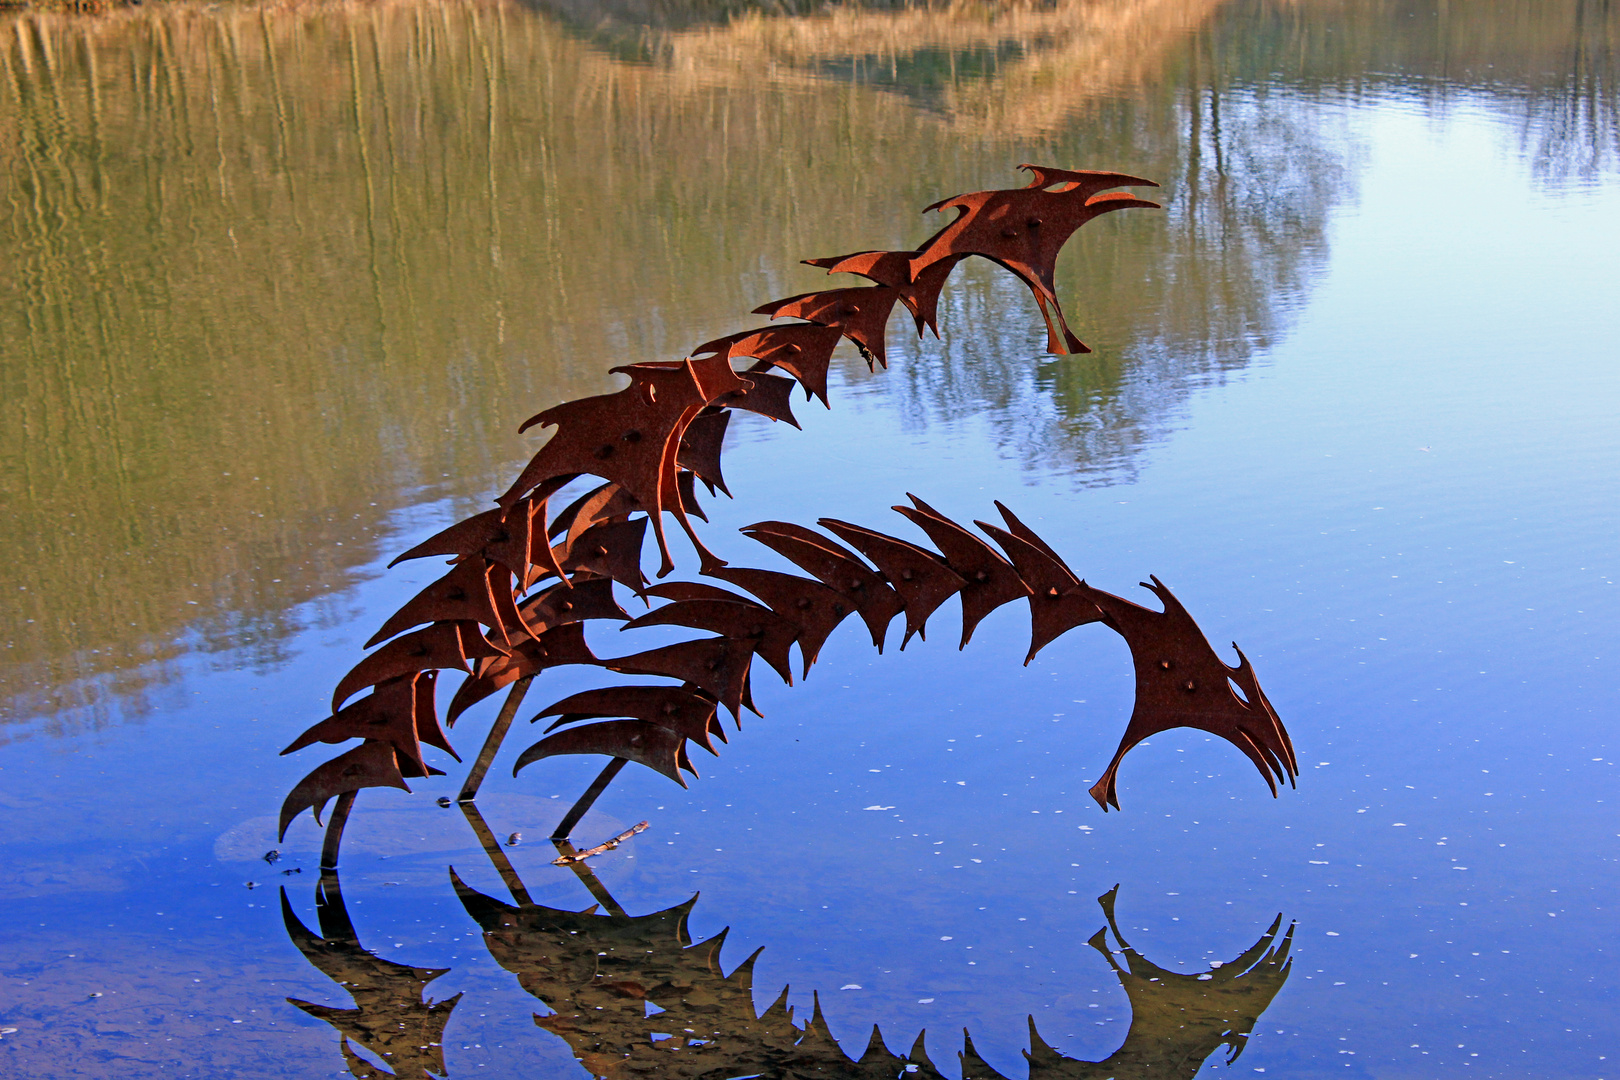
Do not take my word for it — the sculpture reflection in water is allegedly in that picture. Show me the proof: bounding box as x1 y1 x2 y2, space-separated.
281 870 461 1079
282 807 1294 1080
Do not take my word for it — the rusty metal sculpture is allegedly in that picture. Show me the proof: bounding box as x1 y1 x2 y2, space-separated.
278 164 1294 863
502 502 1295 823
912 165 1161 355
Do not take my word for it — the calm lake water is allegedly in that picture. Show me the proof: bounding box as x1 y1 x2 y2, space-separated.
2 0 1618 1076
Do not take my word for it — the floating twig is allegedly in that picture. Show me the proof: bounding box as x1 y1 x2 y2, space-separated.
552 821 649 865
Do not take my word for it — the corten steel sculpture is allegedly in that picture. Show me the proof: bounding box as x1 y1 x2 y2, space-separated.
503 502 1294 816
277 165 1297 863
281 816 1295 1080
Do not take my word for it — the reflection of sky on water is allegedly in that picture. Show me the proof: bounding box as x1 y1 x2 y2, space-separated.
0 0 1617 1076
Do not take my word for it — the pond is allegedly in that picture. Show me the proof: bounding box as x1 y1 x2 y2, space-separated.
1 0 1617 1076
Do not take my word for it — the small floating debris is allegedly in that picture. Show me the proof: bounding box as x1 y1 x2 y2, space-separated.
552 821 650 866
262 850 280 865
506 832 522 847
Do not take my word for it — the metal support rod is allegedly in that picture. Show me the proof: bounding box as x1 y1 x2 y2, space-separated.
1034 292 1074 356
459 801 534 907
458 675 533 802
320 789 357 869
551 757 627 840
550 838 628 918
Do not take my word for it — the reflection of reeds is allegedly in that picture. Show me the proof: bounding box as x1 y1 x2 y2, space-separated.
640 0 1226 136
8 0 1605 735
0 0 119 11
1246 0 1620 184
0 0 1272 736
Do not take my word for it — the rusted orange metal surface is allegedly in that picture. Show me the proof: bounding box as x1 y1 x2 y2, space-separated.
277 165 1293 857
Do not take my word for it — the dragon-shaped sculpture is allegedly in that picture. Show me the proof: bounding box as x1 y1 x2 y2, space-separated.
276 165 1297 861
